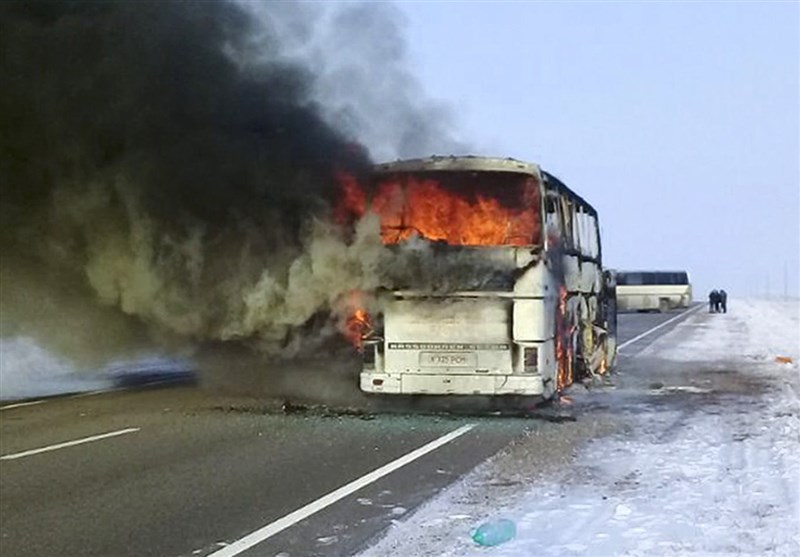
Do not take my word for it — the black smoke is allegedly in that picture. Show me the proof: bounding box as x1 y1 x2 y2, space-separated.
0 0 376 355
0 0 470 378
1 1 372 226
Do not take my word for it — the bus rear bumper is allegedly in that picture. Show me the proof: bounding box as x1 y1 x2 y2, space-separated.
360 372 544 396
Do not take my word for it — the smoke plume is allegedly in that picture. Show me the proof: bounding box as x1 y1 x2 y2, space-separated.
0 0 469 368
247 2 468 161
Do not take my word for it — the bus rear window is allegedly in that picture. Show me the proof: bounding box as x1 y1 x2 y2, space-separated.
370 171 541 247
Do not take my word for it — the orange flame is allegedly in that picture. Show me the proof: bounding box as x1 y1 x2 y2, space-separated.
339 290 373 349
344 308 372 350
336 172 541 246
334 171 366 225
555 285 572 392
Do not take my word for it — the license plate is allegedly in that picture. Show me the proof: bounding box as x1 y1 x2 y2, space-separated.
420 352 477 367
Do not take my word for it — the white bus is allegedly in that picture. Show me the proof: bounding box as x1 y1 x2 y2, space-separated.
615 270 692 312
341 156 616 401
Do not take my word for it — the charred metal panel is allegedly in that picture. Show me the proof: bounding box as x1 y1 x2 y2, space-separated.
579 261 602 293
562 256 582 293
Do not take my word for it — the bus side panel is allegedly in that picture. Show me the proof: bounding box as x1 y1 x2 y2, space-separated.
616 284 692 311
512 263 554 342
512 299 552 341
563 256 581 293
579 261 602 294
561 254 609 380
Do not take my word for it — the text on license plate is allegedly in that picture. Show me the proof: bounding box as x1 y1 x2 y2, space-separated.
420 352 477 367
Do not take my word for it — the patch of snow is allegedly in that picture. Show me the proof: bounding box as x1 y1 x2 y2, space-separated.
643 299 799 365
0 337 111 400
0 336 194 401
358 299 800 557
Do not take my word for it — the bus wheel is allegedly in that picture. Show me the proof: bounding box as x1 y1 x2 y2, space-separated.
658 299 670 313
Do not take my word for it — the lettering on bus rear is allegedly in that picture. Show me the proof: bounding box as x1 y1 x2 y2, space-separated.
388 342 510 350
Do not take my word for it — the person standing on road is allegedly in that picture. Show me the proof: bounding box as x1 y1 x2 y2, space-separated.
719 289 727 313
709 290 719 313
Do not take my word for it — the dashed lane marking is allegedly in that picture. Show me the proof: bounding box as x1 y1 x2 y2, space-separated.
0 427 141 460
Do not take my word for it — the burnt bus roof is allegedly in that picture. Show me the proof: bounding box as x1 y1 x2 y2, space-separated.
373 155 542 176
616 270 691 275
373 155 598 217
540 169 597 218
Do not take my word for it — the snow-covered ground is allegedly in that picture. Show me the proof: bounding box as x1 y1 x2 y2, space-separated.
0 337 194 401
359 299 800 556
0 337 112 400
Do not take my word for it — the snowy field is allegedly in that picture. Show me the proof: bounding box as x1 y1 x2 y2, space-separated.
0 337 113 400
0 337 193 401
359 299 800 557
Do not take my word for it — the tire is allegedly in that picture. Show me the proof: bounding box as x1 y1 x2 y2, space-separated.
658 299 670 313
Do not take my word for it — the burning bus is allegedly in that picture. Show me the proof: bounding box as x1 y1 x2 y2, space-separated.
339 156 616 401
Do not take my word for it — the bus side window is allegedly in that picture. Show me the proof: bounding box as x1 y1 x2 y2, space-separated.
577 207 597 258
574 204 592 257
573 207 583 255
560 197 574 250
628 273 644 285
588 213 600 258
544 191 561 246
581 210 592 258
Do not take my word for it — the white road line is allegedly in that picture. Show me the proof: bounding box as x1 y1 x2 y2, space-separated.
207 423 476 557
0 427 140 460
69 387 122 399
0 388 117 411
618 304 704 353
0 400 46 411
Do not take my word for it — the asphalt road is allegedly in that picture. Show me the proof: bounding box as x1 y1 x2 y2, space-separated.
0 307 700 557
616 303 704 354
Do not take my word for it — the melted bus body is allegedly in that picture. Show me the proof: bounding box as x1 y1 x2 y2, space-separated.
357 156 616 400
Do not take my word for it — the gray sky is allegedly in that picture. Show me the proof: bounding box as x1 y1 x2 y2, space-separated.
395 0 799 298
